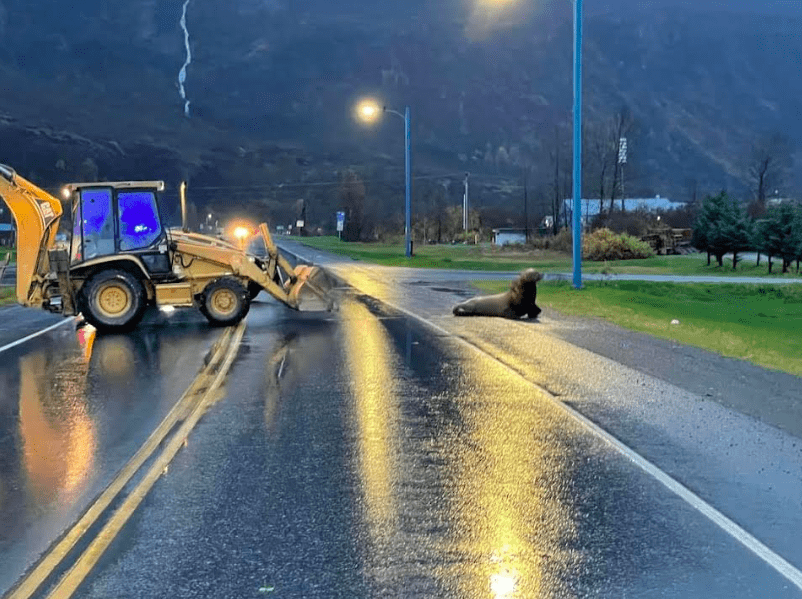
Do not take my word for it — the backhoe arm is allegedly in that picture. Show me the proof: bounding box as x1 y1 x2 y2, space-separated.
0 164 63 306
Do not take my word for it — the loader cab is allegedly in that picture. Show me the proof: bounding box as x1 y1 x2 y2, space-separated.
68 181 172 276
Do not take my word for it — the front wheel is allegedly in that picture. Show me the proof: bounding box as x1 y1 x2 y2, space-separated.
200 278 250 326
81 269 147 332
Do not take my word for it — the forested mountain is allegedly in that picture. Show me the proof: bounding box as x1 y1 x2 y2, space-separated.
0 0 799 228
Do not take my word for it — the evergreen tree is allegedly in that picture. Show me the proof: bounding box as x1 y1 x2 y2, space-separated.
754 203 800 273
694 191 735 266
753 216 780 273
772 203 798 273
694 192 748 267
721 200 752 269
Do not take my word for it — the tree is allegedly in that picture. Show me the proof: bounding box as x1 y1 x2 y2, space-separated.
721 200 752 270
416 180 448 244
693 192 751 268
337 171 366 242
755 203 801 273
745 132 793 218
583 119 615 218
548 125 567 234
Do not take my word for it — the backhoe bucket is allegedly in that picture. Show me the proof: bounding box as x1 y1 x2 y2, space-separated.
286 265 336 312
0 165 63 306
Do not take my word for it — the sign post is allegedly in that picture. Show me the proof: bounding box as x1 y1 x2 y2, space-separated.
336 211 345 240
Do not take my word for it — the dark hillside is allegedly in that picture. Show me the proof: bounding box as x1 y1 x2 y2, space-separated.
0 0 799 227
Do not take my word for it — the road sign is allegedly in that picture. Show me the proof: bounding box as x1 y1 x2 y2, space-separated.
336 211 345 232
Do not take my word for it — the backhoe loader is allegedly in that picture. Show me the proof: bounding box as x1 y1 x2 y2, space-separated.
0 163 334 332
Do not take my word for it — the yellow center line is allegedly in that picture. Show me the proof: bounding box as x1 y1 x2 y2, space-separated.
47 319 246 599
5 324 241 599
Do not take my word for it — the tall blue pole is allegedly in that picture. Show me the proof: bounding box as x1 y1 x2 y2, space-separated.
404 106 412 258
572 0 583 289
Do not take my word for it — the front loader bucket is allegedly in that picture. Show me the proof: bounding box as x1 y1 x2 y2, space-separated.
286 265 336 312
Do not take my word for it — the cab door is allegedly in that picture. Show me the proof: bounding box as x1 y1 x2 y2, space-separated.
116 189 171 276
71 187 171 276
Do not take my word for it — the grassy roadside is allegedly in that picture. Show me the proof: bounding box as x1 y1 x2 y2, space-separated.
474 280 802 377
0 287 15 307
297 236 802 278
0 248 16 263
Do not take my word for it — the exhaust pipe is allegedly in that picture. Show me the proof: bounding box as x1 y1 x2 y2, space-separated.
180 181 188 233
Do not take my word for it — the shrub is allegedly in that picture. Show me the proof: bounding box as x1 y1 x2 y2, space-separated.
583 228 654 261
530 228 571 251
549 228 573 253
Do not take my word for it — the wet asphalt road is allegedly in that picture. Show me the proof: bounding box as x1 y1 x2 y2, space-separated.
0 252 801 597
29 295 793 599
0 309 224 595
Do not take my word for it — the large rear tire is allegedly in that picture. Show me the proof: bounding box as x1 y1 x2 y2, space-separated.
200 278 250 326
247 281 262 301
81 269 147 332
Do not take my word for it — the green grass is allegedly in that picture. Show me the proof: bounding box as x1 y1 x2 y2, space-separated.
0 287 15 307
0 248 15 306
474 280 802 376
297 237 802 278
0 248 15 264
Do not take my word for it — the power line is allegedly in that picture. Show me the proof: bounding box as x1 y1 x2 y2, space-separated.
43 171 518 197
184 172 469 193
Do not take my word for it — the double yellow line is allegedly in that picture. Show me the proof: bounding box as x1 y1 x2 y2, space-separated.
6 320 246 599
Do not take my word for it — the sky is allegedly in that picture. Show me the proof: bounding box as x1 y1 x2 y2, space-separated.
595 0 801 14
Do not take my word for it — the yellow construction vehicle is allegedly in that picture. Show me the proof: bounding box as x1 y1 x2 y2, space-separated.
0 163 333 331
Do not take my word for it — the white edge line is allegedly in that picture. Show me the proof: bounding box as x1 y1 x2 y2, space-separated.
0 318 73 355
329 262 802 591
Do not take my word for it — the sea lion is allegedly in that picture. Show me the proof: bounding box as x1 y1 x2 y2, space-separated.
453 268 543 319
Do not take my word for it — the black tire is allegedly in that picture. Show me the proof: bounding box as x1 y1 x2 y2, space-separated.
201 278 250 326
81 269 147 332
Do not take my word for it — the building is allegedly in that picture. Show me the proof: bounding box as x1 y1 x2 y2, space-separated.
492 228 527 246
562 196 684 224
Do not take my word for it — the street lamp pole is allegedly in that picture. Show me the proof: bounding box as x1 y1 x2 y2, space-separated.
384 106 412 258
572 0 583 289
358 100 412 257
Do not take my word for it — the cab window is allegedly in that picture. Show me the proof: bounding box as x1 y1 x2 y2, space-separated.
118 191 162 251
79 188 115 259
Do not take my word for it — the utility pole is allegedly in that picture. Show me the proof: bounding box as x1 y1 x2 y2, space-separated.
463 172 469 232
404 106 412 257
619 137 627 212
523 169 529 243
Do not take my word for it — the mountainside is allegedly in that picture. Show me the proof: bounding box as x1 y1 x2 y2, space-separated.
0 0 799 226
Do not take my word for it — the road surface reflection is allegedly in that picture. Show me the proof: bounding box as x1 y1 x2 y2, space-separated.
19 326 97 506
340 299 401 578
443 348 581 598
337 297 583 597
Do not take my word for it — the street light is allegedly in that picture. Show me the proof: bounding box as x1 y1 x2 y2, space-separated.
357 99 413 258
357 100 380 123
233 226 251 250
